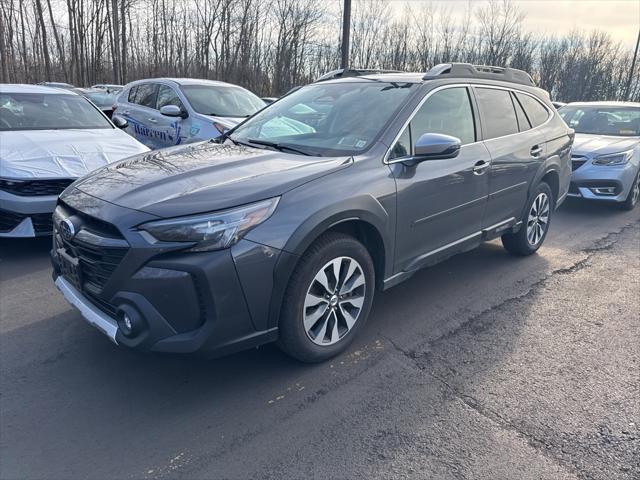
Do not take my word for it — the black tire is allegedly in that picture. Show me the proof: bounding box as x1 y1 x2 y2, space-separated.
502 182 554 256
277 232 375 363
619 169 640 211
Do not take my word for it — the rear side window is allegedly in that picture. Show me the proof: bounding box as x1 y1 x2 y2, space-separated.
511 92 532 132
127 86 138 103
515 93 550 127
475 88 518 139
132 84 158 109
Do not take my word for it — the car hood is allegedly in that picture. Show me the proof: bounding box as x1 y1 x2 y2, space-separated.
71 141 352 218
572 134 639 157
0 128 149 179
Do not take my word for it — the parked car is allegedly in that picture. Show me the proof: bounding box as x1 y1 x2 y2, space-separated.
91 84 123 93
74 88 119 118
51 63 572 362
0 84 149 237
37 82 75 90
114 78 265 149
559 101 640 210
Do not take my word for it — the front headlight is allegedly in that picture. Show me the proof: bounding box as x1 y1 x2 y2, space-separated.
592 149 633 166
140 197 279 252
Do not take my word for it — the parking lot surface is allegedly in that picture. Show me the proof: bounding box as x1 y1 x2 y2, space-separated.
1 199 638 480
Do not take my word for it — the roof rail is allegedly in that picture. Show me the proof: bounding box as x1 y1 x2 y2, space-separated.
315 68 402 82
423 63 535 86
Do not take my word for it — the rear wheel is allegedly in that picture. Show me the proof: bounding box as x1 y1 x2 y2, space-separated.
277 233 375 362
619 169 640 211
502 182 553 256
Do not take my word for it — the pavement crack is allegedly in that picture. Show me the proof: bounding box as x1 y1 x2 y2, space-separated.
385 334 582 478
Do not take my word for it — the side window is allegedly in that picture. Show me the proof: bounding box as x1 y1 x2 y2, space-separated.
475 87 519 139
390 125 411 159
411 87 476 145
127 86 138 103
515 92 550 127
511 92 532 132
156 85 184 110
135 83 158 109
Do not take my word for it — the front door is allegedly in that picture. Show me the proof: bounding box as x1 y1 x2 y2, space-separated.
154 84 187 147
390 86 491 272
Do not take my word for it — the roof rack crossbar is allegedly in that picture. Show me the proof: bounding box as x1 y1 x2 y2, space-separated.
315 68 403 82
423 63 535 86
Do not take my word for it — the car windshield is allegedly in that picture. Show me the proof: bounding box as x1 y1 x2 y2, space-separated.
180 85 265 117
559 105 640 137
229 81 417 157
84 91 117 108
0 92 112 131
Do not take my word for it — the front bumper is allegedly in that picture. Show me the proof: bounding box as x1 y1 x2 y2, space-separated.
0 190 58 237
569 160 638 203
54 276 119 343
50 194 291 356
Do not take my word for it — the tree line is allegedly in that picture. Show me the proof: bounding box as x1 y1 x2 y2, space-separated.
1 0 638 101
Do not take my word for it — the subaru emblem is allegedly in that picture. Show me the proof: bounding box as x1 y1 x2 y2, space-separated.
60 219 76 241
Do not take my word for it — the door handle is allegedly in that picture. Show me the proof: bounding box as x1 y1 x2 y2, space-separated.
530 145 543 157
148 118 157 123
473 160 490 175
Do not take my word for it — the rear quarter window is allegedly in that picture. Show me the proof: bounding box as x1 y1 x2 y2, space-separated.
515 92 550 127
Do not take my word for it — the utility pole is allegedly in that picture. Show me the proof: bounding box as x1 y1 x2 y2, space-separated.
340 0 351 69
625 29 640 101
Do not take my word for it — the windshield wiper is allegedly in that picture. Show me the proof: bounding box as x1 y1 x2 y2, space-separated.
246 138 313 156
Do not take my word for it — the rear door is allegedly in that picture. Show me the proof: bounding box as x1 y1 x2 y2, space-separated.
474 86 546 229
128 83 159 148
391 86 491 272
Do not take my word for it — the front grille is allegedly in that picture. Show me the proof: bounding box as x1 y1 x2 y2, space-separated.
55 203 128 315
0 209 53 234
571 155 588 172
0 179 74 196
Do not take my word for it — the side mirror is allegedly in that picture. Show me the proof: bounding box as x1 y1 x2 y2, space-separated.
414 133 461 160
160 104 186 118
111 115 128 129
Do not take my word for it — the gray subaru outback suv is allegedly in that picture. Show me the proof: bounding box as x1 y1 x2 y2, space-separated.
51 63 573 362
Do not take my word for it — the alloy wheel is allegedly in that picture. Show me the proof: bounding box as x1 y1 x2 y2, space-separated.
303 256 366 346
632 173 640 206
527 192 550 246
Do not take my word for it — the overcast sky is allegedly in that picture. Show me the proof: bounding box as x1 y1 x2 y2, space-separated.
394 0 640 47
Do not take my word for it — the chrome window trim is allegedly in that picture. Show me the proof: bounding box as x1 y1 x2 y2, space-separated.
384 83 477 165
384 82 555 165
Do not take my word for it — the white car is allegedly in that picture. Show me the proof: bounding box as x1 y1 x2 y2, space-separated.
0 84 149 237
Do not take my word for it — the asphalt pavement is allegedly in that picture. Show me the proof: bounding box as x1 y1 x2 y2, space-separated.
1 198 639 480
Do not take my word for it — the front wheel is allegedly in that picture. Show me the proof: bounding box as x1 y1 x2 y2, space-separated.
277 233 375 362
619 169 640 211
502 182 553 256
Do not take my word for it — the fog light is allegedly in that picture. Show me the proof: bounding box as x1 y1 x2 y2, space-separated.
123 314 133 332
592 187 617 195
117 306 143 338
